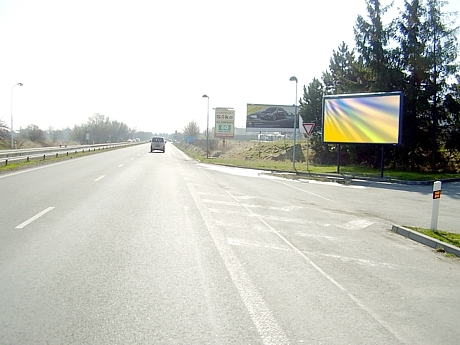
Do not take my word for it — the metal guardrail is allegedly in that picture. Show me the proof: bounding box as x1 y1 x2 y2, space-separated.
0 142 138 166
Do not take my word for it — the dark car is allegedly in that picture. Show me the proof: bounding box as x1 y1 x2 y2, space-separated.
256 107 288 121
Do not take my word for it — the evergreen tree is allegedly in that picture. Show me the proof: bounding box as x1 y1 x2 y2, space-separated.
397 0 431 170
354 0 395 92
425 0 459 170
322 42 368 95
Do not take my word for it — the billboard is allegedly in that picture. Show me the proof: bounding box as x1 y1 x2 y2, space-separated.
215 108 235 138
322 92 403 144
246 104 299 132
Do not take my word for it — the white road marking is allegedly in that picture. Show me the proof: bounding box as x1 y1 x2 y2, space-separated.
339 219 375 230
295 233 342 241
131 158 134 160
227 237 401 269
303 251 401 269
227 237 290 251
207 208 317 224
187 182 290 345
300 179 366 189
118 164 124 167
202 199 240 207
202 199 303 212
0 157 89 179
213 182 408 344
94 175 105 182
275 180 337 203
16 207 55 229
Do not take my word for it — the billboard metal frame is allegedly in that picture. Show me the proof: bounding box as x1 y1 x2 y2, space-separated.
322 91 403 145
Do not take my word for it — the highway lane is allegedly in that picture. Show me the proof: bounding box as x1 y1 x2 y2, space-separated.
0 143 459 344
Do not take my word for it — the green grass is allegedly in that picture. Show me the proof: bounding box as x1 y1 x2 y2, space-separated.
177 142 460 181
405 226 460 248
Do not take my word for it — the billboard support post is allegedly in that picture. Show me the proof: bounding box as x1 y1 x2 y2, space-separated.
337 144 341 174
380 146 385 178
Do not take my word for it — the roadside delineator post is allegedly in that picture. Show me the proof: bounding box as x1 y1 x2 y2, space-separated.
430 181 442 231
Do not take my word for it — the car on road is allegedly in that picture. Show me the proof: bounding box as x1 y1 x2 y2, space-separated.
255 107 288 121
150 136 165 153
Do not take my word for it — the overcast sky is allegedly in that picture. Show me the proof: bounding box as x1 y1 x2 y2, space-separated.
0 0 458 135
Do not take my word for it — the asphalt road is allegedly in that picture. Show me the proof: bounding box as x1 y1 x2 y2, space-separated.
0 143 459 344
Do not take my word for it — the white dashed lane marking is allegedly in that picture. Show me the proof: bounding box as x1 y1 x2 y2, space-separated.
16 207 55 229
94 175 105 182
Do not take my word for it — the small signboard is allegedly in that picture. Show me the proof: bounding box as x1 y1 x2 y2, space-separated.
215 108 235 138
301 123 315 136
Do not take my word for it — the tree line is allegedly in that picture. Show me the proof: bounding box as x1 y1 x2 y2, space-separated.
299 0 459 172
0 113 155 149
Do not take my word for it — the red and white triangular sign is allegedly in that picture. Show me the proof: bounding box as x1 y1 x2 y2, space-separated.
301 123 315 136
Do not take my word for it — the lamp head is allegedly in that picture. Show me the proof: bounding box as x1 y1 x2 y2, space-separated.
289 76 297 82
202 94 208 98
18 83 23 86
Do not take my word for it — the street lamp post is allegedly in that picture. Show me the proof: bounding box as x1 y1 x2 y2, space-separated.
202 94 209 159
11 83 23 149
289 76 298 170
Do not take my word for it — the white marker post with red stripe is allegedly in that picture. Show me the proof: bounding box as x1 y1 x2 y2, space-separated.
430 181 442 231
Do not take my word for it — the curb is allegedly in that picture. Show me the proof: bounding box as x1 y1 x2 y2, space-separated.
391 225 460 257
295 172 460 185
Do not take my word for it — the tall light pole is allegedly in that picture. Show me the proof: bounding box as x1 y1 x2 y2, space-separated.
202 94 209 159
289 76 298 170
11 82 23 149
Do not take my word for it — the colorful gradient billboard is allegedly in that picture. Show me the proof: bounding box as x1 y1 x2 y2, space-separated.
322 92 403 144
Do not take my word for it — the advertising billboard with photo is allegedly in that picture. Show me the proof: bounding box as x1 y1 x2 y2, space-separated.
322 92 403 144
246 104 298 132
215 108 235 138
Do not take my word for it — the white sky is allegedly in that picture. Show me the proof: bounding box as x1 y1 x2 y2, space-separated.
0 0 459 134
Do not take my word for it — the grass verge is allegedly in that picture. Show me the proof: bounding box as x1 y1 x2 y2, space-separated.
405 226 460 248
0 147 116 173
176 143 460 182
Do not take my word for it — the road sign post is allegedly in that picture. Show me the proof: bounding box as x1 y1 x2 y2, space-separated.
300 123 315 171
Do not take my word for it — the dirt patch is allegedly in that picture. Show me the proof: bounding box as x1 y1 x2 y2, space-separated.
216 140 302 162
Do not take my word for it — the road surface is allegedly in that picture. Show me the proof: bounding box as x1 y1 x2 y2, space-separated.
1 143 459 344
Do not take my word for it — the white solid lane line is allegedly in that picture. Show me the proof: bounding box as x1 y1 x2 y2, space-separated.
118 164 124 167
16 207 55 229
